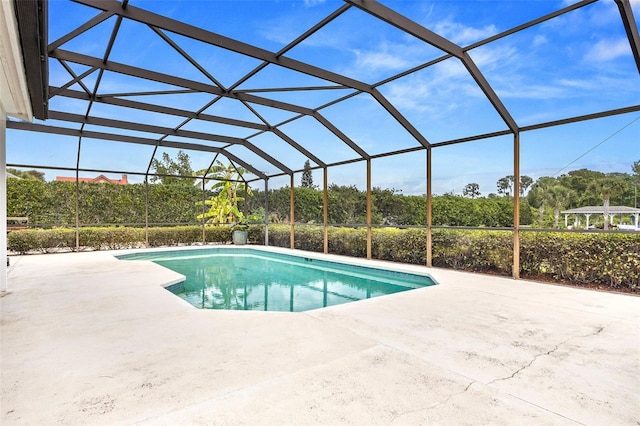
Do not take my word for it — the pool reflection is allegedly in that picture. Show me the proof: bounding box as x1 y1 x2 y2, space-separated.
154 252 434 312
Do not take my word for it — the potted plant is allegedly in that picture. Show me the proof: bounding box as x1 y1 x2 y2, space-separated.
232 223 249 245
196 161 253 245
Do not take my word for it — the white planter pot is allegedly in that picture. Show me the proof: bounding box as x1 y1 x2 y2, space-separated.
232 230 248 245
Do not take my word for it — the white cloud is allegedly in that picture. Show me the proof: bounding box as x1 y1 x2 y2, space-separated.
585 38 631 62
258 14 312 46
383 77 438 113
352 50 409 72
431 19 498 46
556 78 597 90
304 0 325 6
382 58 484 115
532 35 547 48
496 84 567 100
378 43 518 114
468 44 518 71
342 39 439 80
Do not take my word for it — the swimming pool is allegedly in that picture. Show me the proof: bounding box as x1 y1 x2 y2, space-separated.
118 248 436 312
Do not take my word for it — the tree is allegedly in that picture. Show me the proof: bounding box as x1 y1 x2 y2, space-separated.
328 184 367 224
463 183 481 198
545 185 574 229
496 174 534 197
558 168 605 206
586 177 627 230
150 151 195 186
519 175 533 195
526 176 556 226
496 175 513 196
631 160 639 177
294 187 324 223
301 159 314 188
197 161 252 224
7 168 45 181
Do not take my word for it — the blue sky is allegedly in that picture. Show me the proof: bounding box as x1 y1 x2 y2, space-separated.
6 0 640 195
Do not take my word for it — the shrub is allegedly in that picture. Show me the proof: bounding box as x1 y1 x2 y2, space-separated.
265 224 291 248
432 229 512 275
147 226 201 247
372 228 426 264
247 224 265 244
293 225 324 252
7 224 638 291
520 232 640 290
328 227 367 258
8 228 75 254
79 227 144 250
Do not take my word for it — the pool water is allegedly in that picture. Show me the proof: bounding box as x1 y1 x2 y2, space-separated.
118 248 436 312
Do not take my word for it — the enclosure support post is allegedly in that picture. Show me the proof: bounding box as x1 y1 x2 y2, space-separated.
290 173 295 249
1 113 6 292
242 178 248 220
74 135 82 252
366 159 372 260
144 178 149 246
426 147 433 268
75 169 79 252
201 178 206 244
513 131 521 279
264 178 269 246
323 167 328 254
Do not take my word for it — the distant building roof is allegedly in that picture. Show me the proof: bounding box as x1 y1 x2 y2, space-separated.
561 206 640 214
55 174 128 185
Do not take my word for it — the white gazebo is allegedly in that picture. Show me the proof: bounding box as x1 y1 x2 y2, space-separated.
561 206 640 230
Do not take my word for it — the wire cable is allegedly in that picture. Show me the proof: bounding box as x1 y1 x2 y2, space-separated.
552 115 640 176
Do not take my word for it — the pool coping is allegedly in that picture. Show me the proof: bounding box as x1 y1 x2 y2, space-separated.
115 244 439 277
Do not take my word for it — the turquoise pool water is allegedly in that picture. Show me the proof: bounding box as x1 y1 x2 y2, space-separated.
118 248 436 312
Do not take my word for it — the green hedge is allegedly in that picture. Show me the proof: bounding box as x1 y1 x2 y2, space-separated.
433 229 513 275
6 228 75 253
7 179 209 226
6 227 147 252
267 225 321 251
372 227 426 264
272 225 368 257
520 232 639 289
7 225 639 291
268 225 639 291
329 227 367 258
80 227 144 250
7 225 262 253
8 179 532 229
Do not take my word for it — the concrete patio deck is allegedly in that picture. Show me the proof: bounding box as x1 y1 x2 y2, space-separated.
2 247 639 425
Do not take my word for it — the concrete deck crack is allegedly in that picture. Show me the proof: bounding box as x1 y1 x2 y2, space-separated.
488 325 607 385
389 381 475 424
427 380 475 409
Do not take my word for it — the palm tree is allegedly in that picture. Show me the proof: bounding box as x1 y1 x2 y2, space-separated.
544 185 574 229
527 176 556 227
586 177 626 230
